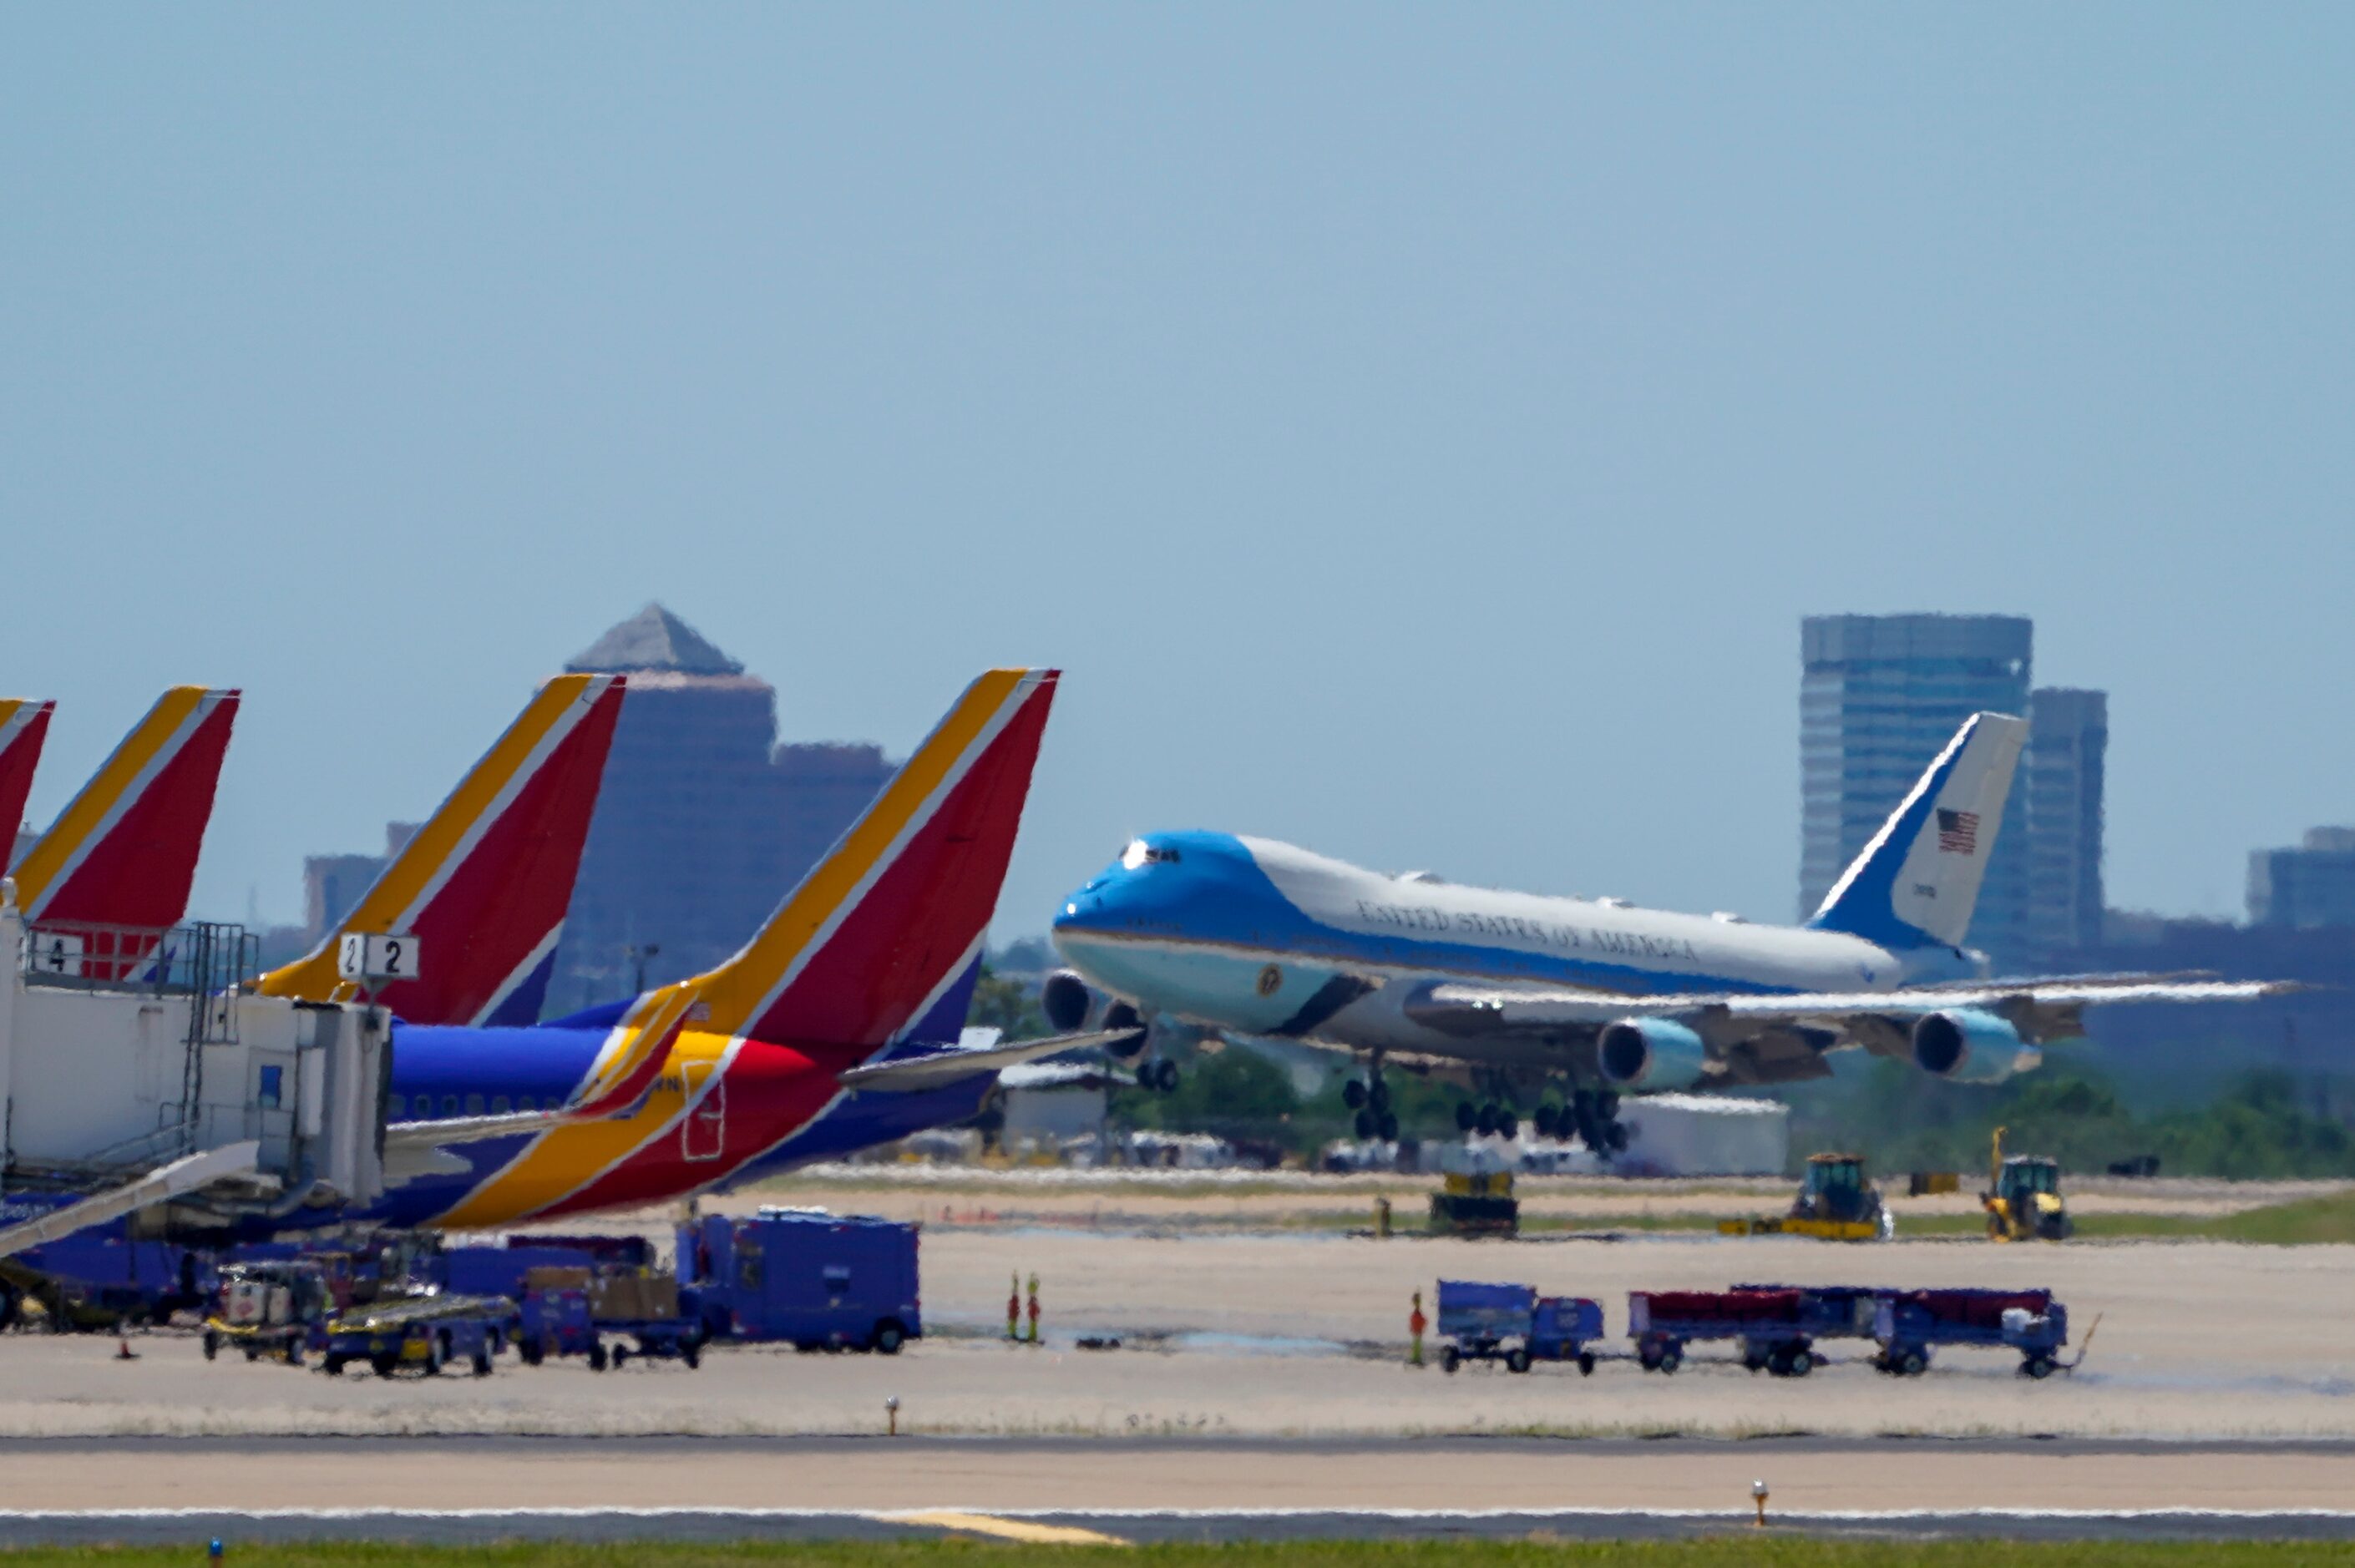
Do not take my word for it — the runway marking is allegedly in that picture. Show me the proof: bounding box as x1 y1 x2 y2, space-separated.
899 1511 1132 1545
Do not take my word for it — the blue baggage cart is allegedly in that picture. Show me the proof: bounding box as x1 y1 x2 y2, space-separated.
1435 1280 1603 1374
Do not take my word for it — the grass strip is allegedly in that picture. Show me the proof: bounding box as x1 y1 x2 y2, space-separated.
7 1539 2355 1567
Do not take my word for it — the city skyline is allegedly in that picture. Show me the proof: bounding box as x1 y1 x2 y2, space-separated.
4 8 2347 939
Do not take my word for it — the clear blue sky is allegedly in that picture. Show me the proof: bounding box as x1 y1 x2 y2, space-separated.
3 6 2348 938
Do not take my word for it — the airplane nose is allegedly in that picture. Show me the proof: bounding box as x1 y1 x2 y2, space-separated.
1053 881 1117 933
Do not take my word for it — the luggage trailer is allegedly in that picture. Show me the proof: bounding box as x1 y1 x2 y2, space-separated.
1872 1287 2078 1378
1628 1287 1877 1378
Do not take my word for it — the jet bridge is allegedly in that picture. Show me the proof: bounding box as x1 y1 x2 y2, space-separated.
0 884 388 1257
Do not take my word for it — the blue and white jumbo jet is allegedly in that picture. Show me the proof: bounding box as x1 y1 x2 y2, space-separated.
1047 712 2287 1152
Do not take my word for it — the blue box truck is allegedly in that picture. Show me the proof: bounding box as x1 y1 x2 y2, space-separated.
680 1208 919 1353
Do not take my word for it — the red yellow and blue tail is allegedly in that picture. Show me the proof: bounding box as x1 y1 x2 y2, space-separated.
432 668 1058 1227
11 687 238 933
260 673 626 1025
0 699 56 859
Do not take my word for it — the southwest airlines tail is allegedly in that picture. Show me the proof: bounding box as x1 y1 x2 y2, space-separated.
260 673 626 1026
11 687 239 931
568 668 1059 1111
1807 711 2028 950
0 699 55 855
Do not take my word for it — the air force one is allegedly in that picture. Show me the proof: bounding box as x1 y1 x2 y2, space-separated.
1048 711 2290 1152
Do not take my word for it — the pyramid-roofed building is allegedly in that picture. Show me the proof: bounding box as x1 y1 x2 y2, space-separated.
566 603 745 678
550 605 897 1014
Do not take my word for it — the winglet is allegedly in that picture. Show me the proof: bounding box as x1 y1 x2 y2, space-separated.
1808 711 2028 950
13 687 239 931
0 700 55 858
258 673 626 1025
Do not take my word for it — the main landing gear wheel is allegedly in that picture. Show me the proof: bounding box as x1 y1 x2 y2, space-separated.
1455 1101 1477 1132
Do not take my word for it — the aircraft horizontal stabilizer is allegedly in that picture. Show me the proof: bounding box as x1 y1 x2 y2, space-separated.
838 1028 1146 1092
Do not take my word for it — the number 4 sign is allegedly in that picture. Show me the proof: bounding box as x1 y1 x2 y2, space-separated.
337 932 423 984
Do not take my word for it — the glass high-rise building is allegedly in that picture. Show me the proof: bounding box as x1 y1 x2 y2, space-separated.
1799 614 2033 964
2024 688 2108 957
550 604 898 1014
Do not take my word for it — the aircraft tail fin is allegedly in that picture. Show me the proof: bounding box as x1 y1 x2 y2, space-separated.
559 669 1058 1119
0 700 56 858
259 674 627 1025
1807 711 2027 950
12 687 240 934
693 668 1057 1051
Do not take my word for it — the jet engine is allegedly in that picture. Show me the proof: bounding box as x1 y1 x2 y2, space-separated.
1597 1017 1709 1092
1041 969 1093 1032
1910 1009 2042 1085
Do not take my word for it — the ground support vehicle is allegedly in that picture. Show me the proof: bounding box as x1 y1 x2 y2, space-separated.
319 1292 516 1378
1435 1280 1603 1374
1872 1287 2078 1378
202 1260 334 1366
1983 1127 2072 1242
516 1269 704 1370
1 1234 210 1332
680 1209 919 1353
435 1235 656 1301
1628 1287 1848 1377
1718 1154 1893 1242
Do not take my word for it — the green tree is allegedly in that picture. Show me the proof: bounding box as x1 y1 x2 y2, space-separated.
967 964 1046 1038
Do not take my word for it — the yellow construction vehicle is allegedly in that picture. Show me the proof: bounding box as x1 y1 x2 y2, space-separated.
1983 1126 2072 1242
1719 1153 1893 1242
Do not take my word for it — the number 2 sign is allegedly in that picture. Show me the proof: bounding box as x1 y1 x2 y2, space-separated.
337 932 423 984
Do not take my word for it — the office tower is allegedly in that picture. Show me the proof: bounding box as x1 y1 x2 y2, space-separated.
2024 688 2107 957
1799 614 2033 964
2249 827 2355 930
550 604 897 1013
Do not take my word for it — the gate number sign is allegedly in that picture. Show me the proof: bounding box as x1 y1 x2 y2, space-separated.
337 932 422 984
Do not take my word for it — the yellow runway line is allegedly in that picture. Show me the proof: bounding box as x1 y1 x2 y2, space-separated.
899 1510 1131 1546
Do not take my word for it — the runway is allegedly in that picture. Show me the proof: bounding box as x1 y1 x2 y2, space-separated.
6 1435 2354 1537
10 1505 2355 1546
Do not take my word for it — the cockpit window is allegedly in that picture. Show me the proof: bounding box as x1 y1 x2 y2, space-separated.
1121 839 1182 870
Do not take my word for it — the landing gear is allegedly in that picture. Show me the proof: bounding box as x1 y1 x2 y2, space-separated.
1461 1101 1521 1141
1350 1067 1396 1142
1136 1059 1178 1093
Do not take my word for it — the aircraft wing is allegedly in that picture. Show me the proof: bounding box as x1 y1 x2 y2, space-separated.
1410 974 2292 1034
838 1028 1147 1092
1400 974 2299 1085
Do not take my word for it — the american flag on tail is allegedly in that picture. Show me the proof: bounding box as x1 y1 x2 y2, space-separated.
1937 808 1980 855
